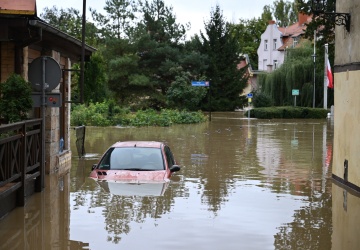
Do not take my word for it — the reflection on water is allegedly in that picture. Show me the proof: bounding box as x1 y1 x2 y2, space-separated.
1 112 359 249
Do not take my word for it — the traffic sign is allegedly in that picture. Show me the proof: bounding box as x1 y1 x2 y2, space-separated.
292 89 299 96
192 81 210 87
31 92 62 107
247 93 253 98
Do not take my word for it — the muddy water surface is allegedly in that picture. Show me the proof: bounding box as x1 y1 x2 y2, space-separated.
1 112 359 250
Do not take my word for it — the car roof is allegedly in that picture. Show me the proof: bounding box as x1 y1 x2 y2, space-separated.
111 141 164 149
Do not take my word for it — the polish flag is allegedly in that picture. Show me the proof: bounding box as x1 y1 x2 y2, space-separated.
326 59 333 89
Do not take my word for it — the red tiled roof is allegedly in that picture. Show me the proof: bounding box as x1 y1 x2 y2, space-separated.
277 14 312 51
0 0 36 15
278 14 312 36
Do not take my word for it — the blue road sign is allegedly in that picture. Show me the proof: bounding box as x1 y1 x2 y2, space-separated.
192 81 210 87
247 93 253 98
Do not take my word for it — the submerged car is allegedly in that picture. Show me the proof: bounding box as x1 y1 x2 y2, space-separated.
89 141 180 181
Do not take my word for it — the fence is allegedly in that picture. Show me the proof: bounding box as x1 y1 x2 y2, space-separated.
0 119 43 217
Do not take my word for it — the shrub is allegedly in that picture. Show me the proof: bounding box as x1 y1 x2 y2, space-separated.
70 101 207 127
0 74 33 123
246 106 328 119
252 91 274 108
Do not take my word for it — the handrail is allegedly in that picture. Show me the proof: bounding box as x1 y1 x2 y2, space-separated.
0 119 43 205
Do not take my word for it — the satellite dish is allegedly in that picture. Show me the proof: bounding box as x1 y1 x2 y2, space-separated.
29 56 61 92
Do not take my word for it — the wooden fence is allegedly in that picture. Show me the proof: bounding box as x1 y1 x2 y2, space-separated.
0 119 44 217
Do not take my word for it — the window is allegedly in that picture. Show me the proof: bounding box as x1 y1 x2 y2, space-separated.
273 39 277 50
164 146 175 167
273 60 278 69
263 59 267 70
293 37 299 48
264 40 268 50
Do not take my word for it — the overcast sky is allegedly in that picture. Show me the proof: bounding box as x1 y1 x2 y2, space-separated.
37 0 271 38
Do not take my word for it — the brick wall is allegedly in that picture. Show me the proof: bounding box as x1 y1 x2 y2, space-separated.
0 42 15 82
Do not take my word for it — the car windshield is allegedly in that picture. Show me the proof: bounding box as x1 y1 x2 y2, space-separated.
98 147 165 171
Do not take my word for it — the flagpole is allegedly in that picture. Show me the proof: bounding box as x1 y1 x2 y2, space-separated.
324 44 328 109
313 30 316 108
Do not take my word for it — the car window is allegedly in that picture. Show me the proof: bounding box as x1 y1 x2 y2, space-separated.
107 147 165 170
98 148 113 169
164 146 175 167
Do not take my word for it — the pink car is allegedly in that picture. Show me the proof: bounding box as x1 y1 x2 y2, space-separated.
89 141 180 182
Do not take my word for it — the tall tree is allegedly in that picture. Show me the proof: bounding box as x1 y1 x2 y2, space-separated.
296 0 335 106
90 0 138 39
40 6 100 46
272 0 298 27
198 5 248 111
104 0 195 110
262 5 273 22
230 17 268 70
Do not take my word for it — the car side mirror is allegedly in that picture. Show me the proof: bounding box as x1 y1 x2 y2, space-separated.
170 165 180 172
91 164 97 171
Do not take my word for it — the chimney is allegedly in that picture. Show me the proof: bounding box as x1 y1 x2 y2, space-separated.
298 12 309 26
268 20 276 25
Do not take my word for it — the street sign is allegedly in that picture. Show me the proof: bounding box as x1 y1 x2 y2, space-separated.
247 93 253 98
29 56 61 92
292 89 299 96
191 81 210 87
31 92 62 107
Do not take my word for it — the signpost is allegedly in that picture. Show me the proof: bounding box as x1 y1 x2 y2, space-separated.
191 81 211 120
247 93 253 119
292 89 299 107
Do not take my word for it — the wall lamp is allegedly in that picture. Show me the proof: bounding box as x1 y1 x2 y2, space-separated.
311 0 351 32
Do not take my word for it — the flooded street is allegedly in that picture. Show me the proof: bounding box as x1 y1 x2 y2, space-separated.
1 112 360 249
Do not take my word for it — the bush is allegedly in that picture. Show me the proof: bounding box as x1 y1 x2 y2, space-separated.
0 74 33 123
71 101 207 127
246 106 328 119
252 91 274 108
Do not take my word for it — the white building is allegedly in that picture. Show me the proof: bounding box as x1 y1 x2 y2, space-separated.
257 14 312 72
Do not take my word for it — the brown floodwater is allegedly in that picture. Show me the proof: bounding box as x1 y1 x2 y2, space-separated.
1 112 360 250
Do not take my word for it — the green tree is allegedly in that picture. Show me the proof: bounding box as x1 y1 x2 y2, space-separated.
166 72 207 111
91 0 138 40
40 6 100 46
198 5 248 111
72 52 109 104
258 41 318 107
296 0 335 107
262 5 273 22
230 17 268 69
272 0 298 27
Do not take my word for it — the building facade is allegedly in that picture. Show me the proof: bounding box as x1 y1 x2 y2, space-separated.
257 14 312 72
0 0 95 174
332 0 360 192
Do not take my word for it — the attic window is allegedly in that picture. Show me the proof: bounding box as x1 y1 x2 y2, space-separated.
273 39 277 50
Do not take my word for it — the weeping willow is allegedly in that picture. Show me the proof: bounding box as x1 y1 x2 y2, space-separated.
258 41 324 107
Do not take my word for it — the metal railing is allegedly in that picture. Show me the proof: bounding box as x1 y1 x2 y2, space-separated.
0 119 43 207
